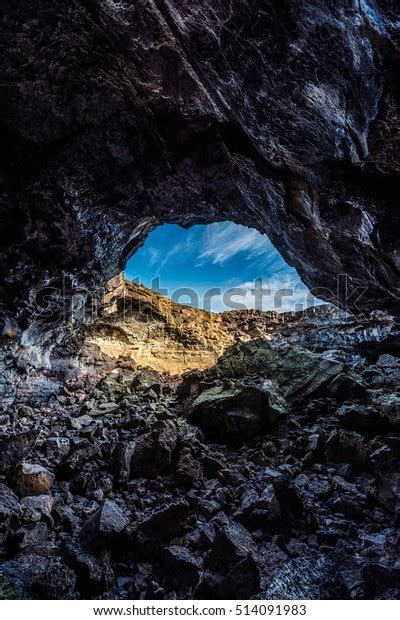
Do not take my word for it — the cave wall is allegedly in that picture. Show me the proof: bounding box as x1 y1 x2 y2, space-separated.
1 0 400 337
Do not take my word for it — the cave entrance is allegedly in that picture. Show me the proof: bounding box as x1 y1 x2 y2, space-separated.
124 222 322 314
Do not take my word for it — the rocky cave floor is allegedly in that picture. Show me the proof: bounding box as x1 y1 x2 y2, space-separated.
1 338 400 601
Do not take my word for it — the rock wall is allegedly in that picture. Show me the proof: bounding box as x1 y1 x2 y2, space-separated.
1 0 400 338
85 275 399 375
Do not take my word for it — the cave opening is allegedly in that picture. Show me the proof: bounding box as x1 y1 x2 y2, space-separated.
124 222 323 314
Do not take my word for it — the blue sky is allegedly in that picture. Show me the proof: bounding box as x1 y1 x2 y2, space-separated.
125 222 322 313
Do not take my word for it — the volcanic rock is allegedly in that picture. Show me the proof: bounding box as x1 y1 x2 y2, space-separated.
131 420 178 478
17 464 55 497
265 555 349 599
80 500 129 551
0 432 38 476
189 379 287 444
0 555 76 600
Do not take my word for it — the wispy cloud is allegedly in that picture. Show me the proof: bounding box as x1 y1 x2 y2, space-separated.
198 222 272 266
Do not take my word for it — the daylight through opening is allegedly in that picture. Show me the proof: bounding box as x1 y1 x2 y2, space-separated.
124 222 323 314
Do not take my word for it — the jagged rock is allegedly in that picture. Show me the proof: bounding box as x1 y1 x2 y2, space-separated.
329 374 368 403
367 470 400 514
265 555 350 600
325 430 371 469
131 420 178 478
337 404 380 434
21 496 55 522
44 437 70 464
113 441 135 487
132 369 162 393
69 415 94 431
80 500 129 551
96 370 135 402
363 563 400 599
139 500 190 541
0 555 76 600
197 555 260 600
17 464 55 497
61 540 114 598
199 340 343 401
0 483 22 545
373 393 400 430
272 476 305 519
189 379 287 443
202 455 224 479
0 431 38 475
15 522 48 552
58 441 100 477
161 545 202 587
176 447 203 486
209 522 256 569
256 542 288 591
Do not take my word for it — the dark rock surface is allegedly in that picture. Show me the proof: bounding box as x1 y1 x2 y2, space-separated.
1 331 400 600
1 0 400 603
1 0 400 338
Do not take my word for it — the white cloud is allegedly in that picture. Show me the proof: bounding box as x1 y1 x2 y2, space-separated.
198 222 273 266
203 273 323 313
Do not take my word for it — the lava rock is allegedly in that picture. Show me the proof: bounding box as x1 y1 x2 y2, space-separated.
58 441 100 477
374 393 400 430
189 380 287 444
0 431 38 475
161 545 202 587
61 539 115 598
329 373 368 403
0 555 76 599
139 500 190 540
17 463 55 497
209 522 257 569
0 483 22 545
131 421 178 478
337 404 380 434
265 555 350 599
80 500 129 551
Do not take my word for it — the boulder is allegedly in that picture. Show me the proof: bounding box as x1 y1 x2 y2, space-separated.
161 545 202 587
200 340 343 401
0 431 38 475
131 420 178 478
0 555 76 599
373 393 400 430
62 539 115 598
132 369 162 393
139 500 190 540
0 483 22 545
329 373 368 402
15 522 48 551
209 522 256 569
196 556 260 600
21 495 55 522
265 554 349 599
17 464 55 497
58 441 99 477
113 441 135 486
325 430 371 469
80 500 129 551
176 447 202 486
189 379 287 444
337 404 380 434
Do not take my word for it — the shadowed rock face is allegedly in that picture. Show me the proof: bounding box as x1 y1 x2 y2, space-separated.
1 1 400 332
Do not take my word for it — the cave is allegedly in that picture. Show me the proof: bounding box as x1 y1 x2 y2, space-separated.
1 0 400 603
